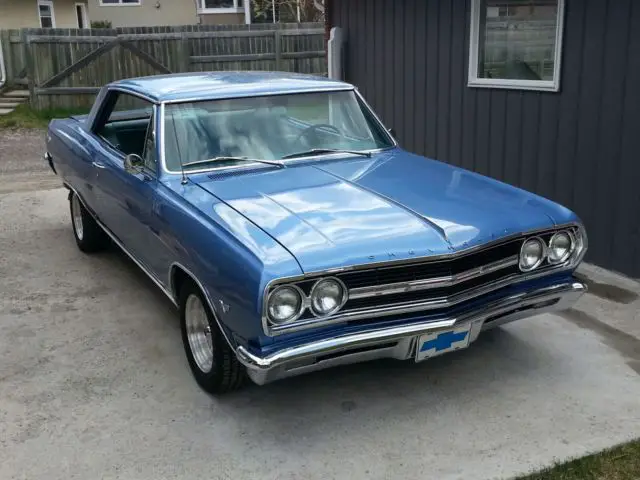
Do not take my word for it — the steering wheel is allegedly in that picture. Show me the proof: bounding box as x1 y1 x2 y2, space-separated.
293 124 343 148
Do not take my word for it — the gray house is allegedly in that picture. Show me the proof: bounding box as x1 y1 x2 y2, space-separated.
325 0 640 278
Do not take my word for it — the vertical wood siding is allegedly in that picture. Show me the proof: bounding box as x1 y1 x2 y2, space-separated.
330 0 640 278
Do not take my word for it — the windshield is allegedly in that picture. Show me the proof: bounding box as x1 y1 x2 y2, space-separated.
163 90 394 171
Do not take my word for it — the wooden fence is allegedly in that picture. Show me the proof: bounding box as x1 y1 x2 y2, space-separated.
0 23 326 110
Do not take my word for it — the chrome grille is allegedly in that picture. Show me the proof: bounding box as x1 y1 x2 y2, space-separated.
292 238 524 321
263 225 584 336
338 240 521 289
344 265 521 311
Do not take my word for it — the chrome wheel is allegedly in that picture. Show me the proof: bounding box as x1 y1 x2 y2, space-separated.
185 294 214 373
71 195 84 241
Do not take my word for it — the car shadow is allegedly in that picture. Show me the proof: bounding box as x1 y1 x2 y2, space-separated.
213 324 558 448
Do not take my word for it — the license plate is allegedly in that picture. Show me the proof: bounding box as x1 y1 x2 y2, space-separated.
415 325 472 362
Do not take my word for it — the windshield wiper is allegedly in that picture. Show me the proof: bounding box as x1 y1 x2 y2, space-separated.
281 148 372 160
181 156 285 169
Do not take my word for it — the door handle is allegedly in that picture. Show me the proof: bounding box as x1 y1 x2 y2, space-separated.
92 161 106 169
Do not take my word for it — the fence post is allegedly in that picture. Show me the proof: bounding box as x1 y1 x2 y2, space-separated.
178 32 189 73
327 26 344 80
274 30 282 71
0 32 7 89
21 29 36 108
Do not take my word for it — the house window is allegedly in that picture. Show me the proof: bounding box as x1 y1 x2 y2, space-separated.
99 0 141 5
198 0 244 13
468 0 565 92
38 0 56 28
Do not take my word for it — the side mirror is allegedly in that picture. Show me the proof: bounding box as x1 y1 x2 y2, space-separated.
388 128 397 138
124 153 144 174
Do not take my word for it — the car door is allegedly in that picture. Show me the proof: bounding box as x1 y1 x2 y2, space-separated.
90 90 168 283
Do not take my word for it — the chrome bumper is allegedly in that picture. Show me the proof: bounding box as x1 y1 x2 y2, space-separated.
236 280 586 385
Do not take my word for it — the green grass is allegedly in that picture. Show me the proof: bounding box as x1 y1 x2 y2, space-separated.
0 104 90 129
517 439 640 480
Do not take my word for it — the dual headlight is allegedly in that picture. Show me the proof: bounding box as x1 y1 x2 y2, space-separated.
266 277 347 326
519 230 576 272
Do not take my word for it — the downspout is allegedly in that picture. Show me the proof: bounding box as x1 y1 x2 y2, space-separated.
0 36 7 89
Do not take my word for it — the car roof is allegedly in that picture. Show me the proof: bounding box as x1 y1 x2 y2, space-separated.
109 71 355 103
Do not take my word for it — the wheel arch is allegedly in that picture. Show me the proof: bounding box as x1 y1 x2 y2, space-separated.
169 262 236 350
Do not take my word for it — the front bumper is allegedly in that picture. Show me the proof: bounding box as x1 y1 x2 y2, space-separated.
236 279 586 385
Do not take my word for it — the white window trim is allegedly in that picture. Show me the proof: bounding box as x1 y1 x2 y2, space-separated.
467 0 565 92
75 2 89 28
197 0 244 14
37 0 56 28
99 0 142 6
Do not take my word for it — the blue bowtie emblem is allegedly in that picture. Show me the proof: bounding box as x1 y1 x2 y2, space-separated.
421 330 468 352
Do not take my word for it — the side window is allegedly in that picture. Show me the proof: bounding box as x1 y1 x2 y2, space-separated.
94 91 153 159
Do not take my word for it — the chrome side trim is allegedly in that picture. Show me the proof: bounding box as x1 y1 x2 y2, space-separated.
168 262 237 349
65 184 177 306
348 255 518 300
238 280 587 384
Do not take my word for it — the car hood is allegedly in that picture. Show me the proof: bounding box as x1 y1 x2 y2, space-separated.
190 149 577 273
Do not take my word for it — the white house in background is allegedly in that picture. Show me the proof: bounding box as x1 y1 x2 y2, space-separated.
87 0 251 27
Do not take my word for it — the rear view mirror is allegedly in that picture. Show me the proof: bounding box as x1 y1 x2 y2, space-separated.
124 153 144 174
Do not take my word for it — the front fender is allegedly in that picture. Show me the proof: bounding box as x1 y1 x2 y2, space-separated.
158 179 302 347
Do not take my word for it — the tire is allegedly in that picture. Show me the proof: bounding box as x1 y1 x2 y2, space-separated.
179 281 245 394
69 191 109 253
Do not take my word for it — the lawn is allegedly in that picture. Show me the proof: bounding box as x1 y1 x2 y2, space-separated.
518 439 640 480
0 104 89 129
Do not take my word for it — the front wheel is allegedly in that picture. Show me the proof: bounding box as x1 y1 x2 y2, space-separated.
179 282 245 394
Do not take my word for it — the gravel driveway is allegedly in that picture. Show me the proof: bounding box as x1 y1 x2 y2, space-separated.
1 129 639 480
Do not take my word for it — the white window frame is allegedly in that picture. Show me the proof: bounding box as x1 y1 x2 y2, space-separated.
197 0 244 14
37 0 56 28
99 0 141 6
75 2 89 28
467 0 566 92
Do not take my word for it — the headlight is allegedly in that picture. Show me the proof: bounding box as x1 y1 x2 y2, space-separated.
267 285 304 325
520 237 545 271
310 278 347 317
548 231 574 264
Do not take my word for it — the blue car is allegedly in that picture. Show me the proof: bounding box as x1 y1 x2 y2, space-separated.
45 72 588 393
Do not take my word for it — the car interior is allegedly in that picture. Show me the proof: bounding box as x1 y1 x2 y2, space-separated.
99 116 152 158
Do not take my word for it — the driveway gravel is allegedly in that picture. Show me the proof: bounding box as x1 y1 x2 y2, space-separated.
1 130 639 480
